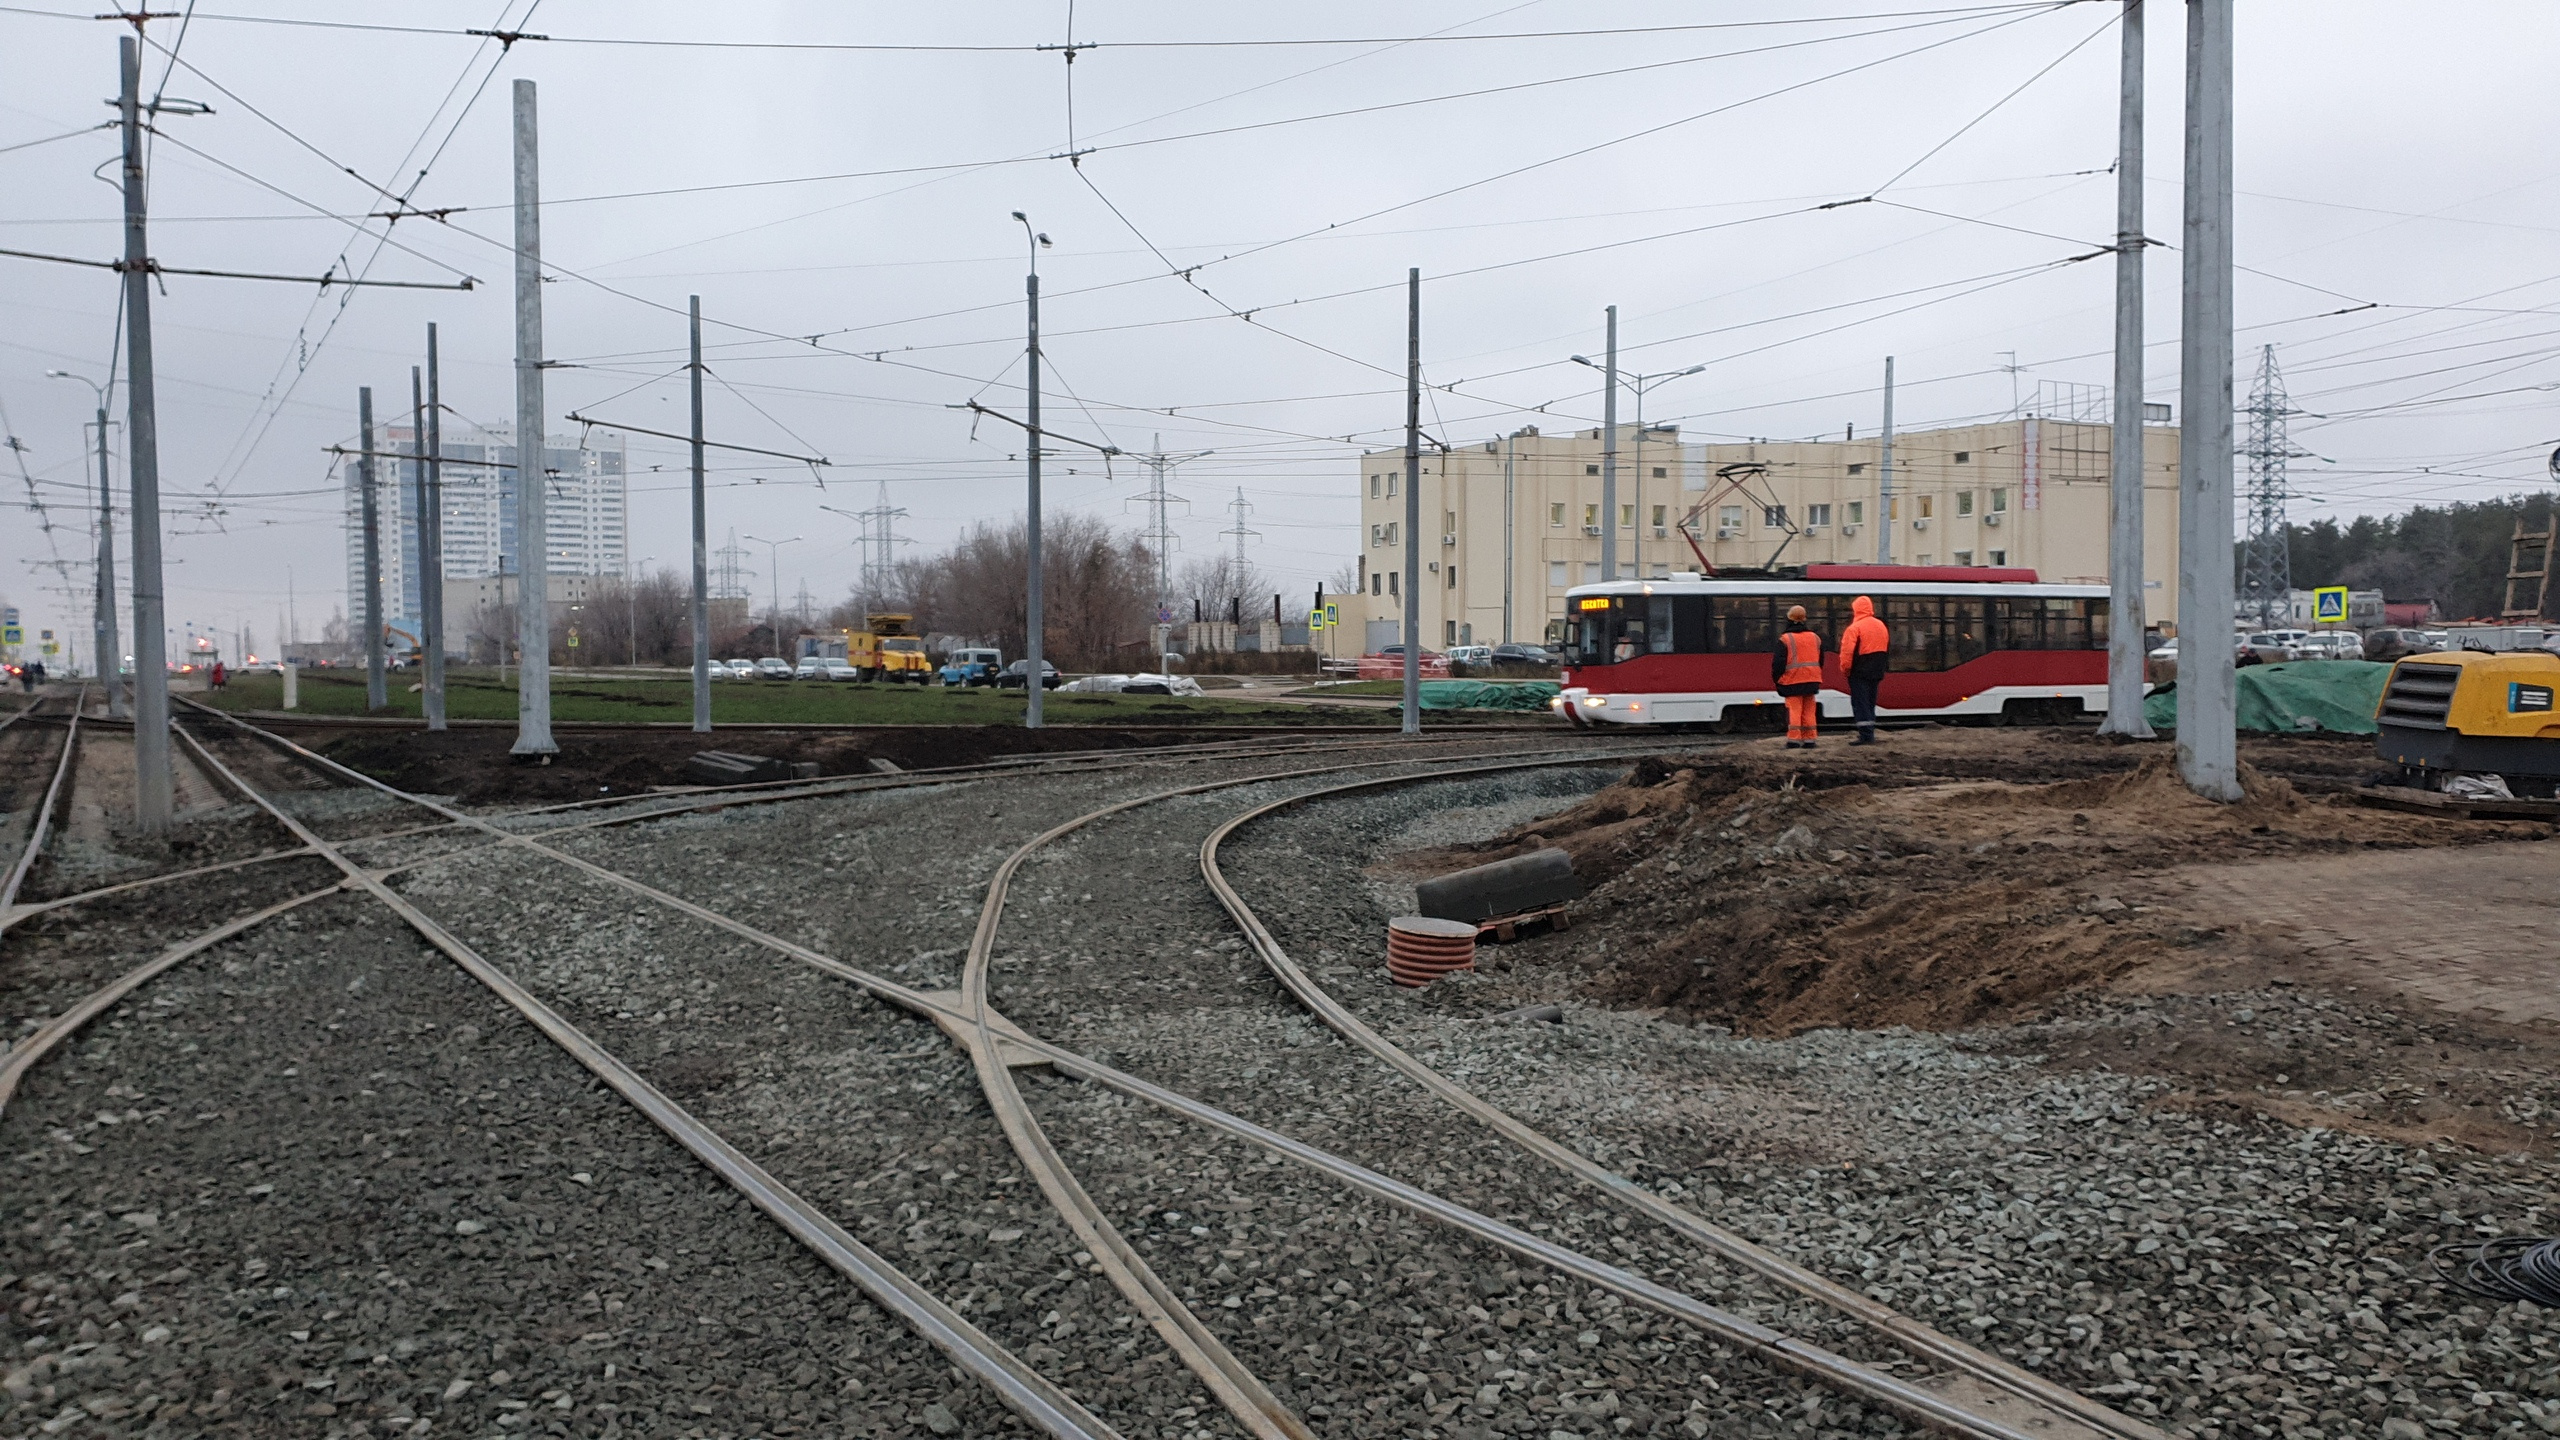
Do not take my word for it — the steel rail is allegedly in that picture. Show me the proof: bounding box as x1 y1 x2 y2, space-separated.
0 691 84 912
182 705 2066 1440
1201 770 2168 1440
0 880 349 1114
168 725 1127 1440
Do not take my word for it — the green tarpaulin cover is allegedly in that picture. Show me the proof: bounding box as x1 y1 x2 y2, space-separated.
2143 660 2391 733
1419 680 1561 712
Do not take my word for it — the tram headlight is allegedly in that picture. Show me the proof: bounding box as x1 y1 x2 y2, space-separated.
1580 695 1606 708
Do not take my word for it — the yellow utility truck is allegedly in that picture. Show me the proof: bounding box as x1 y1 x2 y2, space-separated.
849 613 934 683
2374 648 2560 796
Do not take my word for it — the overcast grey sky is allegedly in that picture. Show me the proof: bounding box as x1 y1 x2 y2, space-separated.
3 0 2556 657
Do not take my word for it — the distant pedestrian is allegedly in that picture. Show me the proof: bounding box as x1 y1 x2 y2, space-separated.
26 661 44 690
15 664 31 693
1840 595 1889 746
209 660 227 690
1771 604 1825 749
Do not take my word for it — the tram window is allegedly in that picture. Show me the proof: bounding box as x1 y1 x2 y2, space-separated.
1947 596 1990 664
1710 596 1776 656
1568 610 1610 665
1671 595 1710 653
1614 605 1651 662
1883 597 1942 671
1647 595 1677 654
2086 598 2110 648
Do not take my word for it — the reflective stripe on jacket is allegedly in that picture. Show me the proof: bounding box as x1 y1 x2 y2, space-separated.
1773 627 1823 689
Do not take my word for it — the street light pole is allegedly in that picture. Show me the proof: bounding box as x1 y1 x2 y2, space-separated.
117 36 172 831
629 554 654 666
48 370 123 717
1572 358 1706 580
743 535 799 656
1012 211 1052 728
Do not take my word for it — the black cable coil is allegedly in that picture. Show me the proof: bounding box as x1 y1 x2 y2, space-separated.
2431 1237 2560 1306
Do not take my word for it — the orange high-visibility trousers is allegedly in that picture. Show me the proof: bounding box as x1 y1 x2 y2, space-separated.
1785 694 1818 742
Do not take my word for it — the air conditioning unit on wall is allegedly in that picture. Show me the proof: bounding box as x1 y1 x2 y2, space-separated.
1912 517 1930 531
1441 532 1457 545
1582 525 1602 536
1983 513 2003 526
1841 523 1861 536
1715 526 1741 540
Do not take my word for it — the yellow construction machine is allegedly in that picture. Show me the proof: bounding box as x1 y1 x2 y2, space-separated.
2374 649 2560 796
849 613 934 683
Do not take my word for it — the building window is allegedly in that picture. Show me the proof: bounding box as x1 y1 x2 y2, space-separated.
1445 620 1457 645
1990 488 2009 513
1917 553 1933 566
1718 504 1744 531
1444 510 1456 531
1388 572 1399 595
1369 474 1380 498
1548 561 1567 587
1889 497 1900 520
1446 565 1458 589
1620 504 1635 527
1954 451 1971 463
1762 504 1788 528
1585 464 1600 476
1387 474 1398 497
1806 503 1832 528
1583 503 1599 527
1370 573 1381 595
1847 501 1864 526
1370 524 1382 547
1848 462 1866 475
1917 495 1934 519
1650 563 1670 579
1652 466 1666 479
1582 562 1601 584
1954 550 1974 566
1988 549 2007 566
1384 522 1398 544
1650 504 1666 528
1548 502 1565 527
1956 490 1974 516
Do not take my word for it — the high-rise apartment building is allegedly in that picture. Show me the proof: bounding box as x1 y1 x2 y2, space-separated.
1352 416 2182 651
343 424 626 650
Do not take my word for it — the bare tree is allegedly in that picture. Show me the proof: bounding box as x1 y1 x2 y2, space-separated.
1176 552 1271 626
883 512 1154 668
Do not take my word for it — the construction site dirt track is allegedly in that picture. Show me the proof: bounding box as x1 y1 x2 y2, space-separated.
1390 727 2544 1028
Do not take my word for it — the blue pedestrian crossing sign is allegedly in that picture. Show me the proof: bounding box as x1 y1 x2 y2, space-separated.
2311 586 2348 625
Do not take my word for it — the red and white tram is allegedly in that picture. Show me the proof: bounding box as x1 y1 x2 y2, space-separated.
1551 564 2119 729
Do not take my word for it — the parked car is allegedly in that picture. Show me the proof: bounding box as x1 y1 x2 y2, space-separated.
1490 642 1559 667
940 647 1004 688
2294 632 2364 661
2238 632 2300 663
1446 644 1494 667
754 657 793 679
994 658 1063 690
1372 644 1444 662
794 657 858 681
2362 628 2439 663
821 659 859 681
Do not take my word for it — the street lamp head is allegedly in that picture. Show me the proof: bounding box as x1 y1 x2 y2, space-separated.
1569 355 1594 369
45 369 70 378
1036 233 1052 249
1011 210 1027 222
1679 365 1706 377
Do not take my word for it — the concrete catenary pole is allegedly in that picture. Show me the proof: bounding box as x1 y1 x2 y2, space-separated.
423 324 447 730
118 36 171 832
511 77 556 757
2175 0 2239 799
408 367 431 715
360 387 385 709
1022 219 1046 728
359 389 387 707
92 401 123 718
1875 357 1897 565
1402 267 1422 735
2100 0 2156 738
690 296 711 733
1599 305 1619 582
1501 429 1515 645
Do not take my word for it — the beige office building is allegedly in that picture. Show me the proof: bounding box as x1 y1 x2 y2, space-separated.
1350 417 2183 651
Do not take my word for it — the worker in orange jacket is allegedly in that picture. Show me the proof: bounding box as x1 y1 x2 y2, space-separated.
1839 594 1890 746
1771 604 1825 748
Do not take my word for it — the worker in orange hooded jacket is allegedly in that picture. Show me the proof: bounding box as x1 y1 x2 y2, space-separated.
1839 595 1890 746
1770 605 1825 747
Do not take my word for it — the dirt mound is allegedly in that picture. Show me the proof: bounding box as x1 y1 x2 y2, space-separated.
1430 731 2535 1037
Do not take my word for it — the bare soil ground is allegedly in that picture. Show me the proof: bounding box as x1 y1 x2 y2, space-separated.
1381 727 2560 1155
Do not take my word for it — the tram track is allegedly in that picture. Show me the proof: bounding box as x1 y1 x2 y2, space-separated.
11 700 2123 1440
186 702 2090 1439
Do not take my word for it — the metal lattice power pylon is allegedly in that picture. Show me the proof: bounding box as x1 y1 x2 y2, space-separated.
2239 344 2298 627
